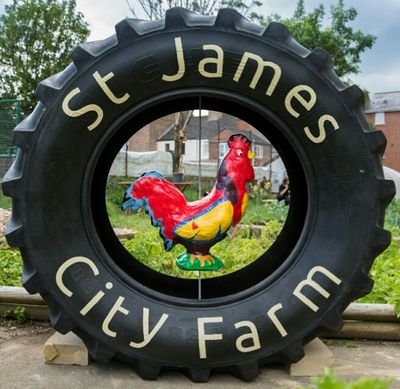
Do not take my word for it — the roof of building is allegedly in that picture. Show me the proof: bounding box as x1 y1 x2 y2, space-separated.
365 91 400 113
157 113 269 145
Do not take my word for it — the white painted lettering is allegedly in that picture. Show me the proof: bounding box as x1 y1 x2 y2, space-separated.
285 85 317 118
233 52 281 96
267 303 288 337
56 256 99 297
304 114 339 144
234 321 261 353
62 88 103 131
129 308 169 348
198 44 224 78
93 71 130 104
162 37 185 82
102 296 129 337
80 284 113 316
198 317 223 359
293 266 342 312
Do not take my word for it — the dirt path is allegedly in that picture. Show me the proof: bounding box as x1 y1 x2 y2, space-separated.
0 320 52 345
0 208 10 237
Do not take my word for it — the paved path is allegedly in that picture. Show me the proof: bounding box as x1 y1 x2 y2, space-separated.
0 328 399 388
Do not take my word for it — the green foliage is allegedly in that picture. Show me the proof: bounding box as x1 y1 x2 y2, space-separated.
266 0 376 78
121 222 276 279
1 305 27 324
13 305 27 323
128 0 262 21
356 200 400 316
299 368 393 389
0 0 90 114
357 226 400 316
0 238 22 286
0 190 12 209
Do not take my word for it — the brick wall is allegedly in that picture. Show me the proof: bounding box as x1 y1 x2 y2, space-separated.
366 111 400 171
128 114 176 152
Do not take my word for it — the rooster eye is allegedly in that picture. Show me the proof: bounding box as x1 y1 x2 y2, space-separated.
237 150 244 157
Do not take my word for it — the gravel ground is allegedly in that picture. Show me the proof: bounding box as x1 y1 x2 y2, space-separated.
0 208 10 237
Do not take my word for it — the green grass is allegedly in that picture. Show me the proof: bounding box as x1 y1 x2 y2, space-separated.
106 177 286 278
0 189 11 209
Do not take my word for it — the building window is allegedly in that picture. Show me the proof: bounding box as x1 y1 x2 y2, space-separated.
219 142 229 158
200 139 209 159
375 112 385 125
255 145 263 158
165 143 170 152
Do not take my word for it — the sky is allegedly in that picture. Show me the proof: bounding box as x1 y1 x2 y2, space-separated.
1 0 399 94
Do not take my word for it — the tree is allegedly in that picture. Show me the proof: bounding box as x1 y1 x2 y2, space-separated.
0 0 90 114
127 0 263 176
268 0 376 78
127 0 262 21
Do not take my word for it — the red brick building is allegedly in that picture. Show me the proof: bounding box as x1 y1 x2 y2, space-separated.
157 112 272 166
127 114 176 152
365 91 400 172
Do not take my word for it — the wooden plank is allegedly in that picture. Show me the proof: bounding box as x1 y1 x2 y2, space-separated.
342 303 398 322
0 302 49 321
0 286 45 305
323 321 400 341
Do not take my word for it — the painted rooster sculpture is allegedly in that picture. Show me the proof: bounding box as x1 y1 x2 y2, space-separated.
122 134 255 271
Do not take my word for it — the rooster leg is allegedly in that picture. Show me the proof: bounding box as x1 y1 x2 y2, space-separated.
176 251 224 271
189 254 214 266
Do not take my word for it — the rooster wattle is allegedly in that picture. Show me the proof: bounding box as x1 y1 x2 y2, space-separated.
122 134 255 271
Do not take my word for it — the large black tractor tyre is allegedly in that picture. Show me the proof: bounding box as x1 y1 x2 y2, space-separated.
2 8 395 382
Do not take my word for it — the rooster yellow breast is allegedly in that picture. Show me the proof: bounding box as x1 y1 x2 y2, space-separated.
173 198 234 242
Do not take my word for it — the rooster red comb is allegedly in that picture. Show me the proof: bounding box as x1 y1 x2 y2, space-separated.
227 134 251 148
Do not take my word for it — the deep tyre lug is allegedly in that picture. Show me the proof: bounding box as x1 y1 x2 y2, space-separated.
348 271 374 301
5 220 24 248
280 342 305 363
366 130 387 155
263 22 291 42
233 360 259 381
341 84 365 108
22 264 45 295
306 48 332 70
12 103 45 150
86 340 115 363
2 171 22 197
49 309 76 334
186 367 211 383
320 309 343 332
115 19 141 42
371 227 392 257
136 360 162 380
377 179 396 207
35 64 77 104
165 7 192 28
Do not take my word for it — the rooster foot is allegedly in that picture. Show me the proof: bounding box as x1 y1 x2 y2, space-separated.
176 252 224 271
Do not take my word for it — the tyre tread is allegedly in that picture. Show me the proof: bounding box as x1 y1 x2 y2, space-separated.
2 7 394 382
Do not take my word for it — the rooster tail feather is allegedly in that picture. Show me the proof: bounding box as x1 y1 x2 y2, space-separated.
122 180 174 251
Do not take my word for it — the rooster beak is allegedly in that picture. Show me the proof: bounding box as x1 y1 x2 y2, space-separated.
248 150 254 159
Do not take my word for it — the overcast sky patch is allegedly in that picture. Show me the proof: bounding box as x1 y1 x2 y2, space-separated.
1 0 399 93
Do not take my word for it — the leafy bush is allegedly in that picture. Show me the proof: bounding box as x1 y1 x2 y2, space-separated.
0 190 11 209
0 239 22 286
121 225 276 279
357 227 400 316
299 368 393 389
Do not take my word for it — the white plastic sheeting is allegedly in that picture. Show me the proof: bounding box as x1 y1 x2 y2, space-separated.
261 158 287 193
109 150 173 177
